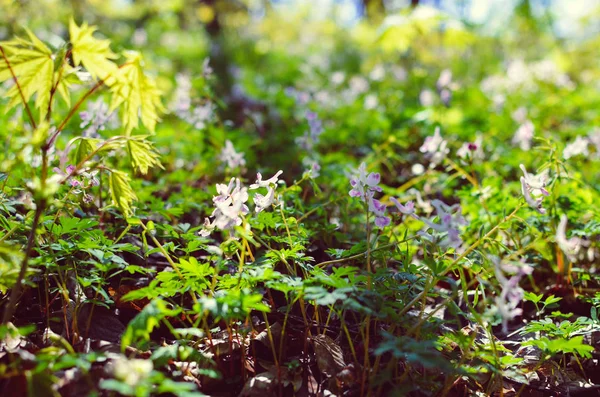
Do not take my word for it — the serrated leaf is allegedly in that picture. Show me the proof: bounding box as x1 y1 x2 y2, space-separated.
109 51 164 135
69 18 118 82
126 136 163 174
0 28 54 121
109 170 137 217
73 137 99 165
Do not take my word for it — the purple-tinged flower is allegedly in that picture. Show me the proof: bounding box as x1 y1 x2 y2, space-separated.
493 257 533 333
520 164 549 214
302 158 321 178
421 199 468 249
200 178 250 236
390 198 419 220
80 99 117 138
297 111 324 150
457 135 484 161
349 163 382 200
53 165 79 187
348 162 389 228
370 199 390 227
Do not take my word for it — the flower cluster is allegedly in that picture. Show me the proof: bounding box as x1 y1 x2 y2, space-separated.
420 199 468 249
519 164 549 214
348 163 390 227
200 178 249 236
492 257 533 333
219 140 246 170
200 170 283 236
53 165 100 203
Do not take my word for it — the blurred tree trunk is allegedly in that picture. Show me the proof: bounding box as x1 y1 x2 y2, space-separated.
362 0 386 20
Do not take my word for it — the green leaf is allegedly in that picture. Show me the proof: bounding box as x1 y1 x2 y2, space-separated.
0 28 54 120
69 18 118 82
109 170 137 217
126 136 163 174
72 137 99 165
523 291 543 304
109 51 164 135
121 298 181 350
0 244 25 293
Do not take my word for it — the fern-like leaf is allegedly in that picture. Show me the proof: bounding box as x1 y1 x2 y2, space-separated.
109 170 137 217
0 28 54 120
109 51 164 135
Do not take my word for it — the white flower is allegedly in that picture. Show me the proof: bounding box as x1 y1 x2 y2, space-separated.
589 128 600 157
369 64 386 81
200 178 249 236
436 69 452 90
419 89 435 107
249 170 283 213
331 71 345 85
511 107 528 124
112 356 153 387
563 136 589 160
421 199 468 249
250 170 283 190
556 215 588 263
254 187 276 213
349 76 369 95
520 164 549 196
219 140 246 169
492 257 533 333
420 127 449 167
512 120 534 151
364 94 378 110
519 164 549 214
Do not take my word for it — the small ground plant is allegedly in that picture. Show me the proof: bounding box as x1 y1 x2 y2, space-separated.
0 2 599 396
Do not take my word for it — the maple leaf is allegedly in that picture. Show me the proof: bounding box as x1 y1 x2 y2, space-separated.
69 18 118 83
109 51 164 135
0 28 54 121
